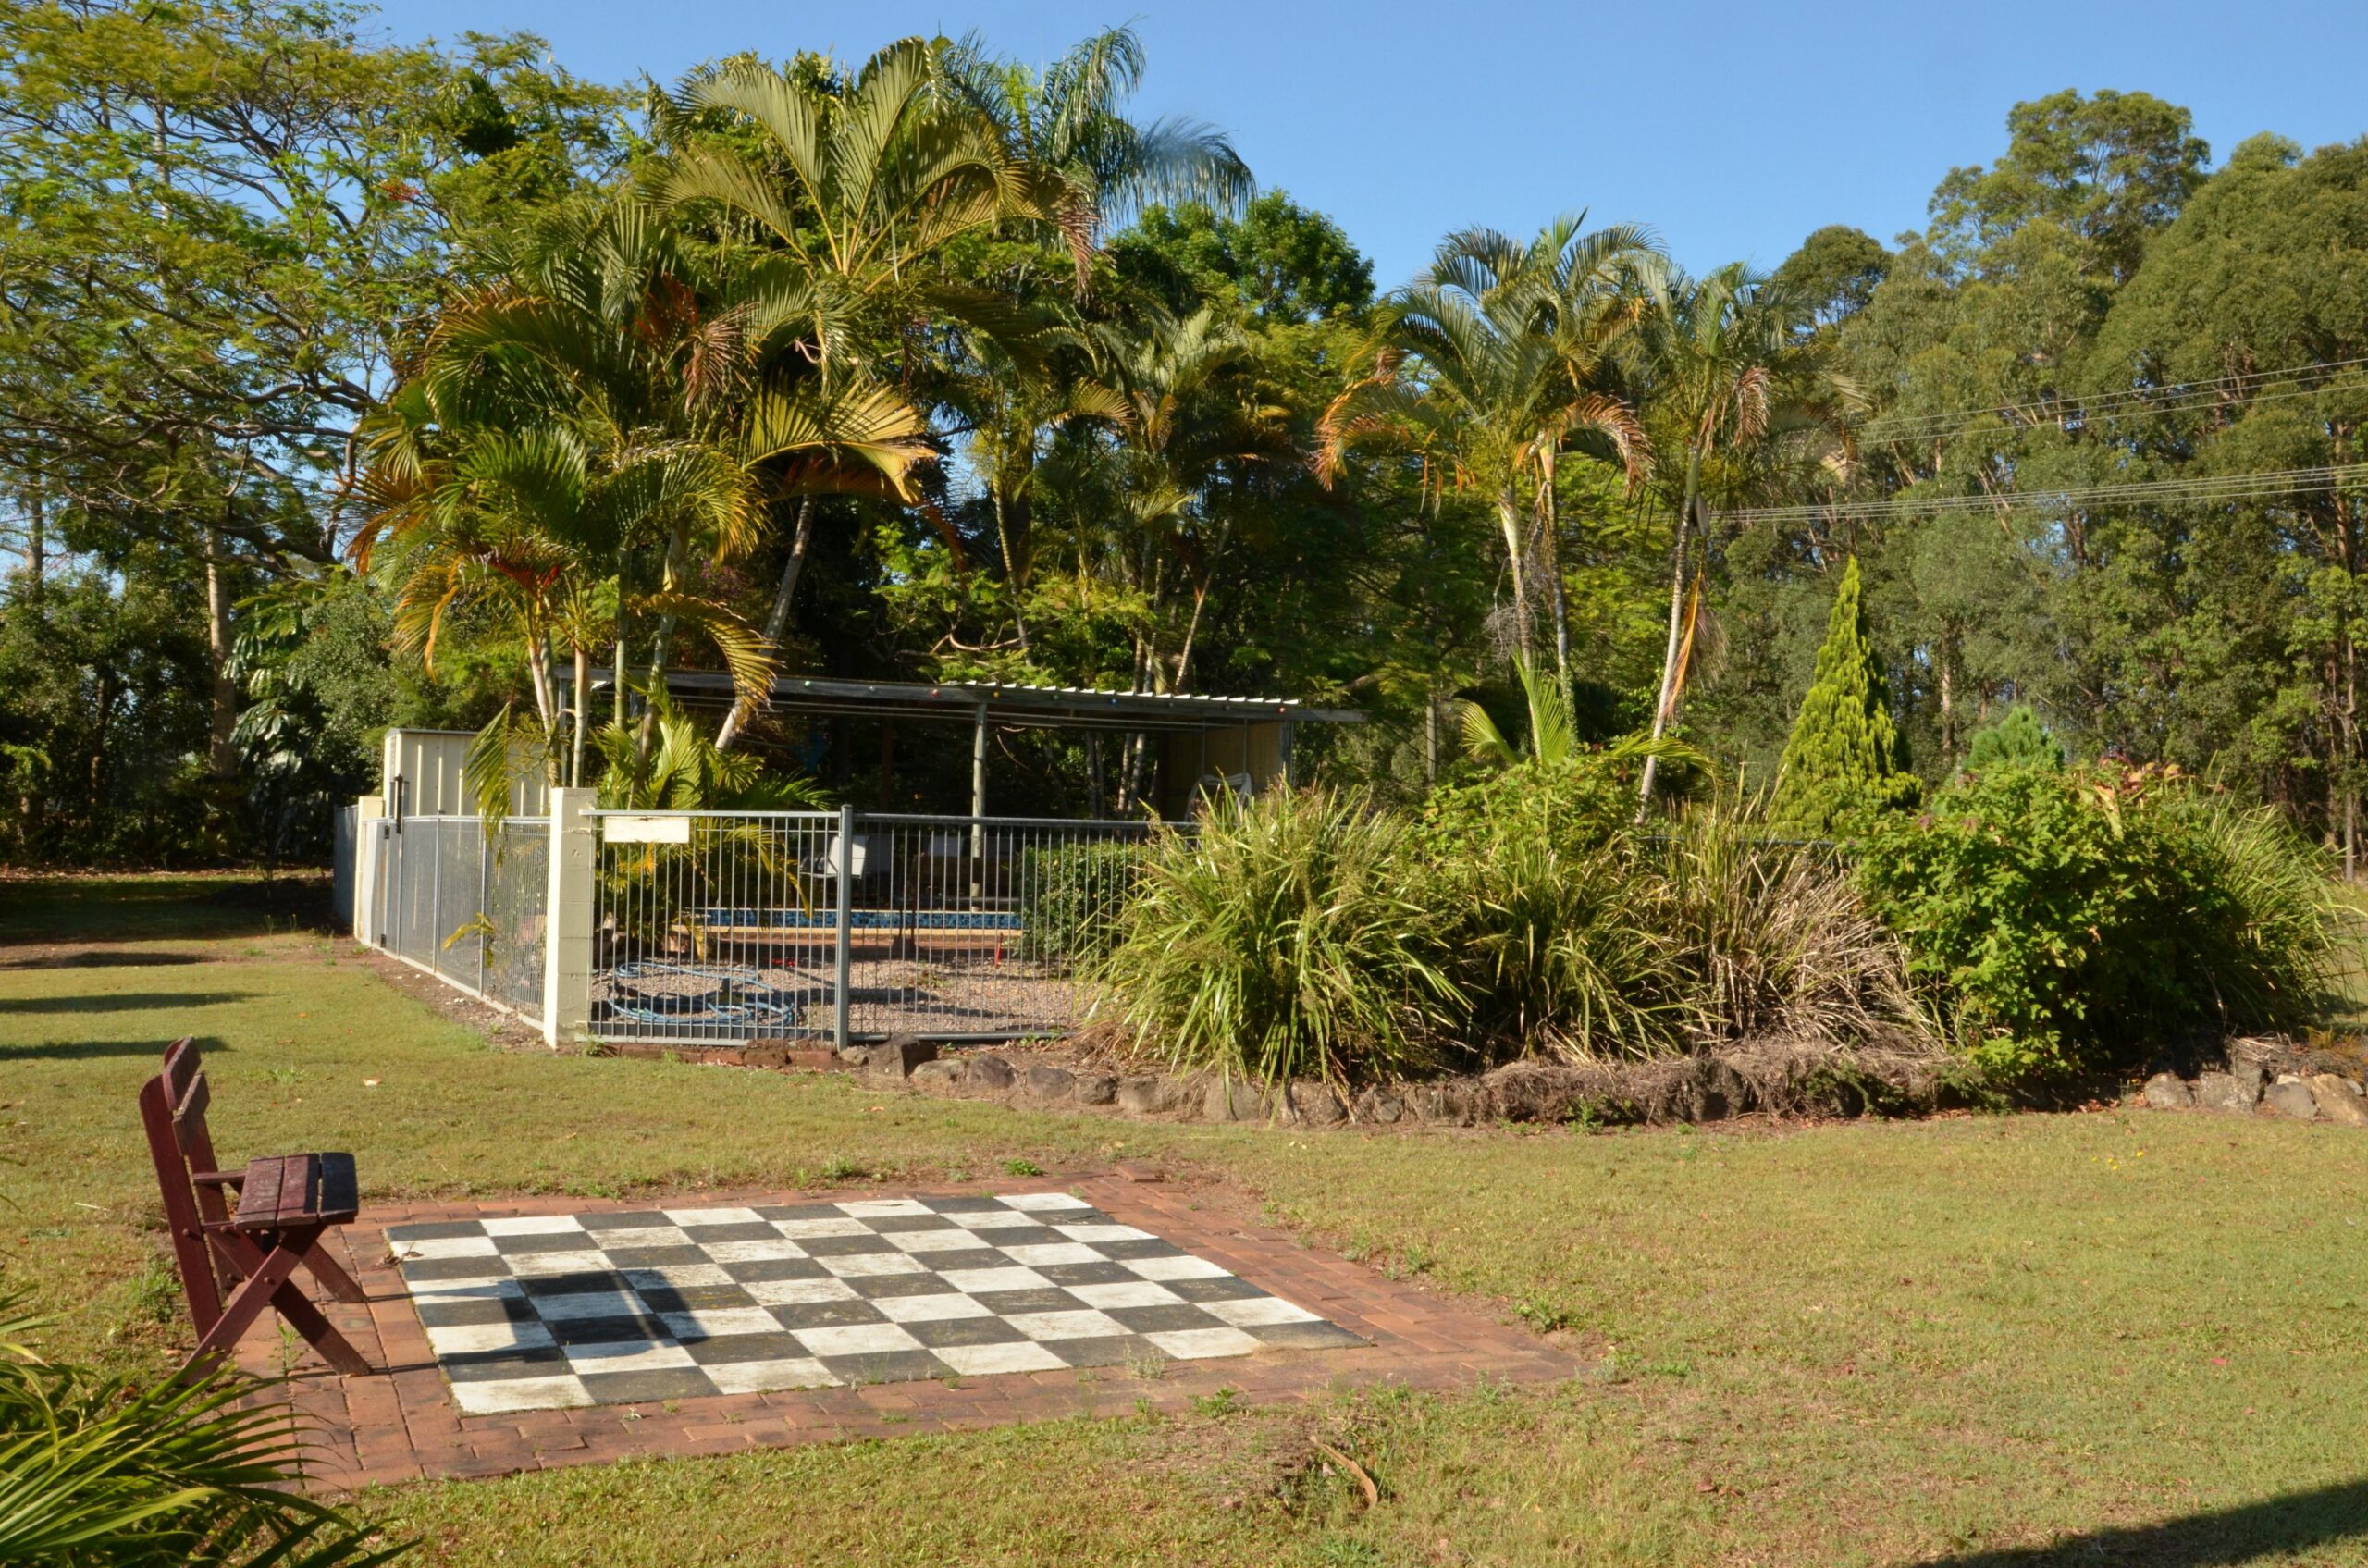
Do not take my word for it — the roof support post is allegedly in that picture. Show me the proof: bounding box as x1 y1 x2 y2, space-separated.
970 701 989 900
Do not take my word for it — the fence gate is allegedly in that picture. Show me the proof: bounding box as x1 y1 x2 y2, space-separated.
587 809 1161 1046
365 813 549 1027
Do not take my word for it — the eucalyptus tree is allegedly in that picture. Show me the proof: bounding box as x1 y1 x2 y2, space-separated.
1318 216 1656 693
1632 264 1859 810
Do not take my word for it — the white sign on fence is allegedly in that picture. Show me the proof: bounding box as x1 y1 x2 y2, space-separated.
600 814 692 845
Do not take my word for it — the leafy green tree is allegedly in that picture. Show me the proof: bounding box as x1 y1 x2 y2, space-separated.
1772 226 1891 330
1770 557 1916 833
1113 193 1373 322
1965 704 2065 772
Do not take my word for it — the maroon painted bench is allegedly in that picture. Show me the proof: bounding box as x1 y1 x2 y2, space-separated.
139 1037 373 1376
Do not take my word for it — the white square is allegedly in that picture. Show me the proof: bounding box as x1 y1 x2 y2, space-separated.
532 1290 643 1321
1065 1280 1183 1309
425 1320 554 1356
944 1209 1041 1230
1122 1254 1231 1283
451 1375 590 1414
481 1216 585 1237
819 1252 927 1278
885 1228 992 1254
659 1307 783 1339
705 1357 839 1394
837 1198 932 1217
870 1293 993 1324
1003 1309 1130 1341
743 1277 860 1306
703 1239 809 1263
564 1340 698 1374
390 1235 499 1260
998 1191 1092 1212
793 1322 925 1357
997 1243 1104 1267
772 1216 874 1239
663 1206 764 1226
1145 1327 1264 1361
586 1226 692 1251
622 1265 734 1290
933 1341 1068 1377
934 1266 1052 1295
505 1250 615 1278
1054 1224 1154 1244
1200 1296 1321 1327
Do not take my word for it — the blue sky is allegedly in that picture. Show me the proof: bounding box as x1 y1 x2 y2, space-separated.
386 0 2367 289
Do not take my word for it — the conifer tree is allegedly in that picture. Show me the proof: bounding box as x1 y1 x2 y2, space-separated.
1965 703 2066 772
1770 557 1917 833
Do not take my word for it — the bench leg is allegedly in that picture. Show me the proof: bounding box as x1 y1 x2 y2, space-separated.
186 1229 374 1377
298 1235 368 1303
265 1278 374 1376
187 1242 303 1373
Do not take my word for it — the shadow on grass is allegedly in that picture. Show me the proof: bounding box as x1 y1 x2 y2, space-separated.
0 950 210 970
0 992 253 1014
0 1036 225 1063
1914 1477 2368 1565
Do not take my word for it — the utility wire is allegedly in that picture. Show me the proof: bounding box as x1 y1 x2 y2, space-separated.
1852 355 2368 444
1719 463 2368 527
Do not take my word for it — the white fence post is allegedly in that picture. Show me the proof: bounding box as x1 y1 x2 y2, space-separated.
352 795 384 945
544 788 597 1047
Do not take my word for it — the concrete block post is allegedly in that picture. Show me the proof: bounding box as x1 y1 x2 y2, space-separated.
544 787 598 1048
352 795 384 947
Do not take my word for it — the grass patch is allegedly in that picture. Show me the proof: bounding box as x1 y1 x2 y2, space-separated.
8 875 2368 1563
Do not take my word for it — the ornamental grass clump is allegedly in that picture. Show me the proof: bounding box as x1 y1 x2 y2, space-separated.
1090 786 1453 1089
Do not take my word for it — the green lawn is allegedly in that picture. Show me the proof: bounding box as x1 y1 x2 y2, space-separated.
6 877 2368 1565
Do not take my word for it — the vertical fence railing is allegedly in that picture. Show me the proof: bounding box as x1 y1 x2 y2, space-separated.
366 813 549 1027
586 809 1171 1045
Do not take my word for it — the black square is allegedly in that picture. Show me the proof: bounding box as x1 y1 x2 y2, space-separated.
1031 1260 1138 1287
798 1233 897 1258
818 1349 952 1386
544 1313 665 1347
439 1344 572 1382
1248 1321 1365 1350
602 1244 709 1269
845 1271 956 1301
768 1298 889 1331
1165 1275 1265 1303
865 1213 958 1234
385 1221 487 1243
415 1294 537 1329
1039 1335 1145 1369
751 1204 825 1221
721 1256 828 1284
679 1222 779 1245
578 1210 674 1230
680 1330 814 1365
488 1230 594 1255
401 1255 512 1284
968 1288 1082 1315
1091 1238 1185 1262
901 1315 1027 1350
920 1195 1010 1214
1103 1303 1225 1334
972 1223 1065 1249
520 1270 629 1298
633 1283 759 1314
578 1366 719 1404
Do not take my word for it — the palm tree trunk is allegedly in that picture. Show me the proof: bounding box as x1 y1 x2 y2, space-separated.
203 535 238 783
716 497 816 752
1636 447 1705 813
637 525 687 763
1494 490 1531 661
993 488 1030 657
1538 465 1572 706
571 643 590 787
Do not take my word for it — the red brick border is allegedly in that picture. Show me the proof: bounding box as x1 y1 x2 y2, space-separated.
231 1174 1573 1489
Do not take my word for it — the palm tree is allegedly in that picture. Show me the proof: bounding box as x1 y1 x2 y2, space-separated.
1631 264 1860 810
946 25 1253 241
1318 216 1657 696
1460 657 1577 767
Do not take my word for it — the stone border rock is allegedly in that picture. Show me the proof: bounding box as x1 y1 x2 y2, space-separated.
2140 1064 2368 1126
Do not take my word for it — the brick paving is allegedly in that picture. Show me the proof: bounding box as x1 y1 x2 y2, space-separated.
233 1174 1574 1489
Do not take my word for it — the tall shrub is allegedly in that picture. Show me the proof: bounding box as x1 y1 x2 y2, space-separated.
1964 704 2065 772
1090 788 1454 1089
1770 557 1916 835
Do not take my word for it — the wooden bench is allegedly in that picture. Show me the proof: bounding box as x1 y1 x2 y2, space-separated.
139 1037 373 1376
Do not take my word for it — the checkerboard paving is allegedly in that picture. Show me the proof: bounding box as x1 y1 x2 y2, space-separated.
386 1191 1365 1414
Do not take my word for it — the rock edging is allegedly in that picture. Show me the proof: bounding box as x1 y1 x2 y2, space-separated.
2140 1062 2367 1126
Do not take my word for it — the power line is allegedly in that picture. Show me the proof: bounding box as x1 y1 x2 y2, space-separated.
1852 355 2368 444
1719 463 2368 527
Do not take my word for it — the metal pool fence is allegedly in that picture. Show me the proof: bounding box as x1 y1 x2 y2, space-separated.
364 813 549 1025
589 808 1170 1045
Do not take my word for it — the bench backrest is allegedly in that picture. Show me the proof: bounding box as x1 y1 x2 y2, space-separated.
139 1037 227 1332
